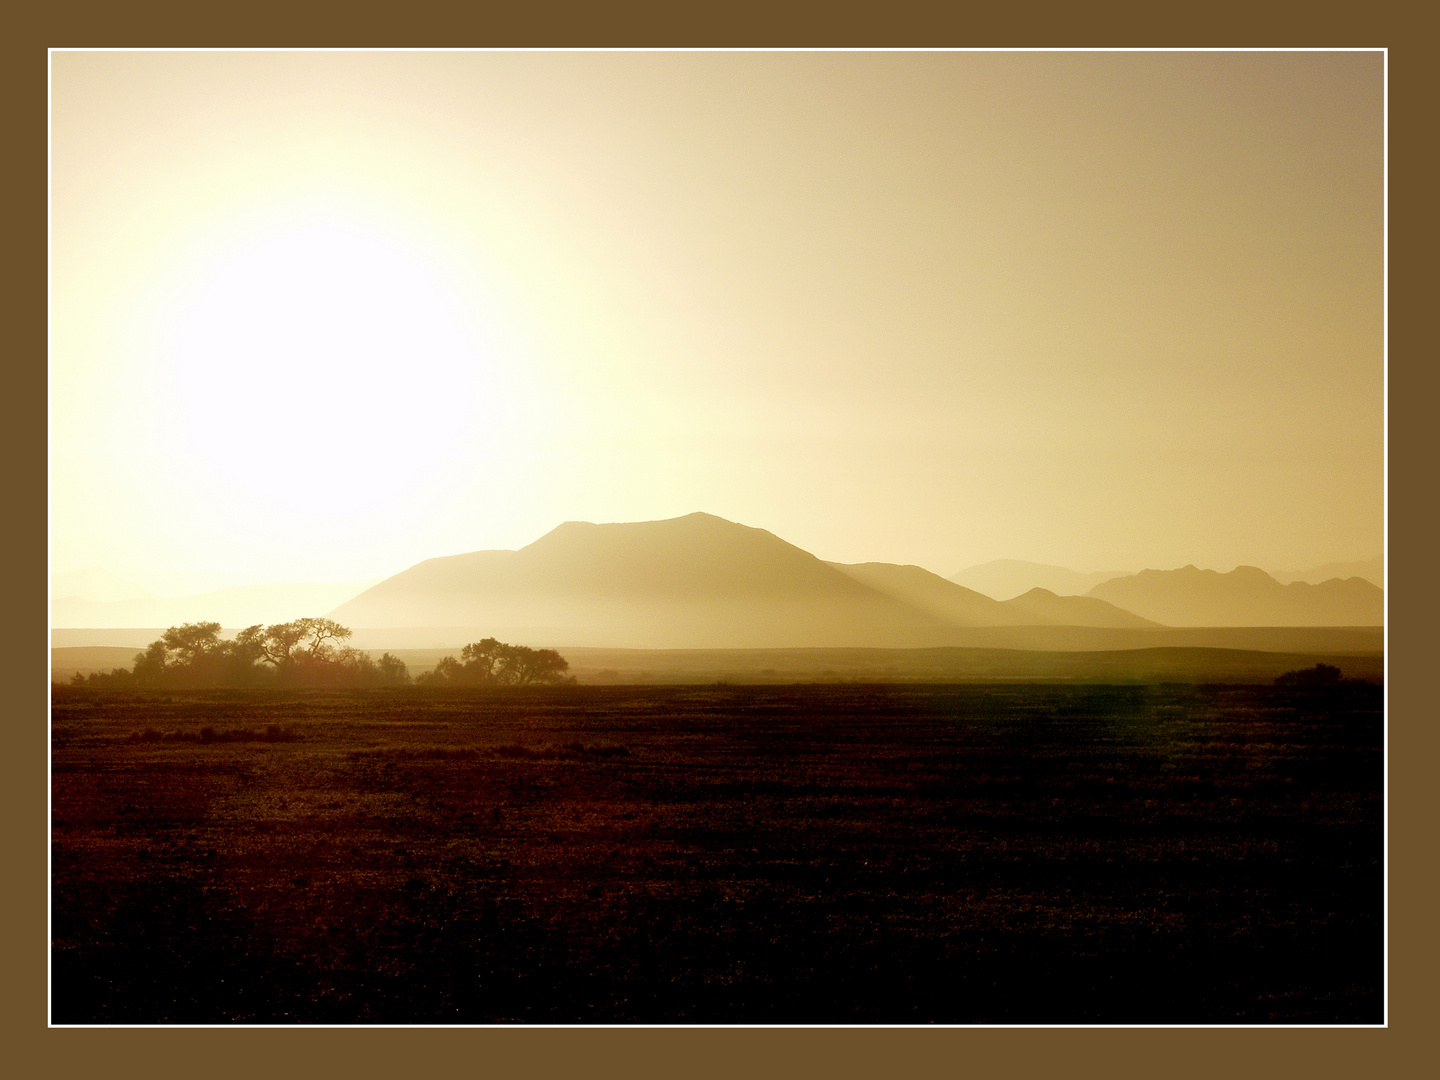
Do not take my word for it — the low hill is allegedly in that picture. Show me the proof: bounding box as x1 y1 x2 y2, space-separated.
1086 566 1383 627
998 588 1162 629
827 562 1033 626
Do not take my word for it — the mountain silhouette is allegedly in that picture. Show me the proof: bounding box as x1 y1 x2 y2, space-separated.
330 513 972 648
329 513 1164 648
947 559 1133 600
998 587 1163 628
328 515 1381 645
1086 565 1383 627
827 563 1157 628
1274 556 1383 588
827 562 1023 625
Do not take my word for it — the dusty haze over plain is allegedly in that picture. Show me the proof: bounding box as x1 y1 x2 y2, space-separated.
49 51 1383 594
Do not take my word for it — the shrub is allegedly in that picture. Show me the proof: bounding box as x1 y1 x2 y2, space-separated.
1275 663 1344 686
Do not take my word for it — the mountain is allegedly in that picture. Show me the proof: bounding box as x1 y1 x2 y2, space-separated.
329 513 974 649
948 559 1133 600
1274 556 1384 588
329 513 1164 648
1086 566 1383 627
827 563 1158 628
998 587 1163 629
52 581 380 630
827 562 1026 626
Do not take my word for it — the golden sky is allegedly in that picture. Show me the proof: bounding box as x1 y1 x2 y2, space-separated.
49 50 1383 589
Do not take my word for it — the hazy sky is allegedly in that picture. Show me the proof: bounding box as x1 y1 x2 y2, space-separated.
50 50 1384 590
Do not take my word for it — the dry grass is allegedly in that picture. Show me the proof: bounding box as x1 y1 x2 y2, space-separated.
50 682 1383 1024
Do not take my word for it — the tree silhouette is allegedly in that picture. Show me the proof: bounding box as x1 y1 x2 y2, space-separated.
239 617 352 670
131 639 170 686
375 652 411 686
69 617 406 690
160 622 225 665
504 646 570 686
419 640 571 687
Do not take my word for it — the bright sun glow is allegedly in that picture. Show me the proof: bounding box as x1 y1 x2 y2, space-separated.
153 206 503 518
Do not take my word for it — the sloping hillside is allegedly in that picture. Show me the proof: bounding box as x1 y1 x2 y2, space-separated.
998 588 1162 628
830 563 1156 628
329 513 966 648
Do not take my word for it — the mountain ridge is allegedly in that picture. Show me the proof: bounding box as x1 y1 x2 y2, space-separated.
332 513 1177 648
53 514 1384 640
331 515 1383 643
1086 565 1383 627
826 562 1159 629
330 513 970 648
948 559 1134 600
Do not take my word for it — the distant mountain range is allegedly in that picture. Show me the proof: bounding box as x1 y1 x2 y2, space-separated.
52 514 1384 644
1086 565 1383 627
327 513 1380 647
948 560 1134 601
828 562 1158 629
329 513 1155 648
949 555 1383 599
1273 556 1383 588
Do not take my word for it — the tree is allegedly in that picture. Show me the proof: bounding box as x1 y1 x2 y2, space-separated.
161 622 225 665
241 618 352 670
426 655 465 684
375 652 411 686
459 638 505 682
294 618 352 659
128 623 264 688
419 640 571 687
80 617 410 690
131 640 170 686
502 646 570 686
234 618 356 685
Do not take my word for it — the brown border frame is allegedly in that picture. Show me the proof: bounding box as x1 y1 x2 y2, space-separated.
18 6 1427 1077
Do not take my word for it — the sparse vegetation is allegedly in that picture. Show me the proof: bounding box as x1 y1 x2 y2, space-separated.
1275 662 1346 686
70 618 414 690
66 624 581 692
50 681 1382 1024
416 638 572 687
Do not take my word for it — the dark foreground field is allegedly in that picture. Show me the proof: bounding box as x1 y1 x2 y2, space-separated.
51 682 1383 1025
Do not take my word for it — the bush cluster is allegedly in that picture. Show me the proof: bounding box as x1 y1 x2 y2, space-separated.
71 619 411 690
68 622 573 692
416 638 572 687
1274 663 1345 687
